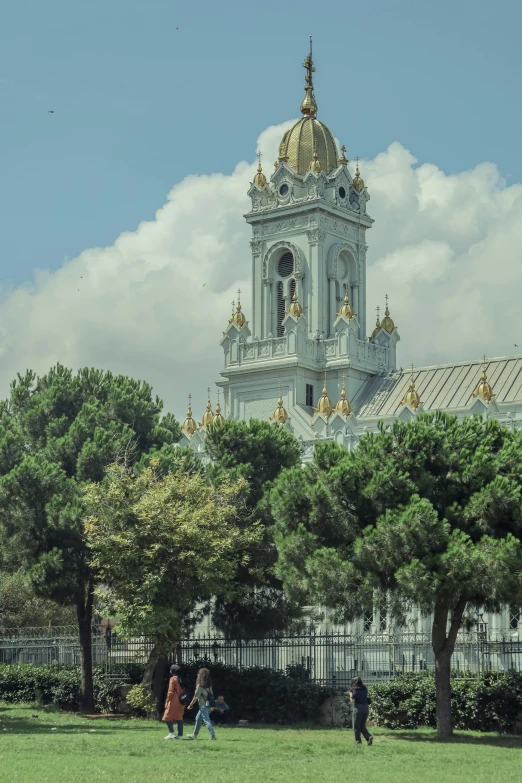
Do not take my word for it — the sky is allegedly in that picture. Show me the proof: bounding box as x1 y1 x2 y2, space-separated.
0 0 521 420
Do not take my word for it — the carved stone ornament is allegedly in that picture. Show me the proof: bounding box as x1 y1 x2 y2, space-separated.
307 228 326 244
250 239 263 254
323 217 360 241
262 216 309 236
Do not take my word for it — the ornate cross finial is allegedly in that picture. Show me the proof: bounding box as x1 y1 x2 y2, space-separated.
188 393 192 406
410 363 415 380
482 353 487 368
385 293 389 307
207 386 211 400
355 154 360 174
257 150 262 168
303 35 315 87
376 305 380 317
237 288 242 303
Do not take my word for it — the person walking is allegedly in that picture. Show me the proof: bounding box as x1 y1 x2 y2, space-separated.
349 676 373 745
186 667 216 740
162 664 185 739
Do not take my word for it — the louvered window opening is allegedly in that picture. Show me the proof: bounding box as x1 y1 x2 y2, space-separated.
277 282 285 337
278 251 294 278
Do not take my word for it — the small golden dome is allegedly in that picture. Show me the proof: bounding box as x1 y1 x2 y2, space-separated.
337 291 354 320
400 369 422 411
370 306 381 340
335 381 353 418
253 152 267 188
199 390 214 428
213 394 225 426
314 375 333 418
278 43 338 175
381 296 395 334
287 291 303 318
309 150 322 173
338 145 348 165
270 394 289 425
472 363 494 403
353 156 365 192
182 395 198 436
230 289 247 328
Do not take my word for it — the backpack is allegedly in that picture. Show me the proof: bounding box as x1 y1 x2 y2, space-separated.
176 675 191 706
205 688 216 709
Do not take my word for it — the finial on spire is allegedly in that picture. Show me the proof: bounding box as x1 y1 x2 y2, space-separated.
199 387 215 429
400 366 422 411
370 305 381 340
214 388 225 426
230 290 247 328
353 155 365 191
472 355 494 403
253 150 267 187
270 381 289 424
314 370 333 418
338 145 348 165
335 373 353 417
381 294 395 333
301 36 318 117
183 393 197 435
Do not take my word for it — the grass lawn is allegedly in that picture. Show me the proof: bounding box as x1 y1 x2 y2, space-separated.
1 704 522 783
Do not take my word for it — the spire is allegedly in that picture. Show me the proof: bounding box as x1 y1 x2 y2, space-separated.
370 305 381 340
314 371 333 418
381 294 395 333
337 283 355 319
400 364 422 411
287 289 303 318
353 155 365 192
335 375 353 418
338 145 348 165
300 35 318 118
270 383 289 425
472 355 494 403
253 150 267 188
232 289 247 327
213 389 225 426
199 387 215 428
182 394 198 436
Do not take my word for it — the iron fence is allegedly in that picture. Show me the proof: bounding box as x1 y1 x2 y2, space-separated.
1 627 521 685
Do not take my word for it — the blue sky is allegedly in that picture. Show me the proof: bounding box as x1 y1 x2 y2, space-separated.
1 0 521 287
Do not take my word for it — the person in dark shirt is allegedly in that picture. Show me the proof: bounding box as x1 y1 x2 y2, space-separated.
349 677 373 745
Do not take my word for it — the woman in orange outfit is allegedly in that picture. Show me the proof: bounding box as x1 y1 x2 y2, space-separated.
162 664 185 739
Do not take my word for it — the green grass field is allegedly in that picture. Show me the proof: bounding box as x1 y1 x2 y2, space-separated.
1 704 521 783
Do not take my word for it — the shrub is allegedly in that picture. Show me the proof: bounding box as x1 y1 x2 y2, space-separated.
126 683 157 718
0 663 144 712
369 672 522 733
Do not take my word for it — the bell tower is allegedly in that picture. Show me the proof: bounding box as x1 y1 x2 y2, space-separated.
218 41 399 434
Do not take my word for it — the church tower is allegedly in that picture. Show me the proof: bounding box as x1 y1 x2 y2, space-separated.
219 41 399 439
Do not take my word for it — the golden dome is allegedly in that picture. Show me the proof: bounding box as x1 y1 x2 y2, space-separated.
278 43 338 176
253 152 267 188
230 289 247 328
370 306 381 340
335 381 353 418
472 363 494 403
353 156 365 192
199 390 215 429
182 395 197 436
270 394 289 425
213 394 225 426
337 291 354 320
287 291 303 318
314 375 333 418
381 296 395 334
400 369 422 411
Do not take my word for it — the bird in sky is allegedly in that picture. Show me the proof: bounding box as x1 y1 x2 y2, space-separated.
515 344 519 348
48 110 54 113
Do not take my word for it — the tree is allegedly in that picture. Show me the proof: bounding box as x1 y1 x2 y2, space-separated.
0 569 76 629
204 419 303 636
271 413 522 736
0 364 180 711
84 464 260 694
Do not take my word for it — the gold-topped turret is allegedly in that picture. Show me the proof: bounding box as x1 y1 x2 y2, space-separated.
337 285 355 319
200 388 215 428
381 294 395 334
287 290 303 318
370 306 381 340
338 145 348 165
400 365 422 411
213 390 225 426
300 36 318 118
335 376 353 418
472 356 494 403
270 385 289 425
253 151 267 188
231 289 247 328
309 150 322 173
314 372 333 418
353 155 365 192
182 394 198 436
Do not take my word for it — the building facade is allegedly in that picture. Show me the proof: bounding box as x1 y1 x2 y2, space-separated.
180 45 522 639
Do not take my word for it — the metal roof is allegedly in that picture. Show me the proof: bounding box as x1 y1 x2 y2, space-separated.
353 355 522 419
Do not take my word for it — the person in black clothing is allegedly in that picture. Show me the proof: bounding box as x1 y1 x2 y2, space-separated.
349 677 373 745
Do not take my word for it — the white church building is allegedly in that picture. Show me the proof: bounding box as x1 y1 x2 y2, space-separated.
180 45 522 640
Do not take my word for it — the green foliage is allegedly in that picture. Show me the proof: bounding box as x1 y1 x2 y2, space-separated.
174 659 330 724
0 570 75 629
370 672 522 733
205 419 303 636
125 683 157 718
84 465 261 645
0 664 143 712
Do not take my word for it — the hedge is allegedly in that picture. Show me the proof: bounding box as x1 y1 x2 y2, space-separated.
369 672 522 734
0 664 144 712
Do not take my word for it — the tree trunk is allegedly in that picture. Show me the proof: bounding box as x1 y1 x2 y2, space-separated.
77 581 95 714
431 598 467 738
142 646 160 686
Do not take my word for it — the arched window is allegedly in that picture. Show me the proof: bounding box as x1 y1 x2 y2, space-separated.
278 251 294 277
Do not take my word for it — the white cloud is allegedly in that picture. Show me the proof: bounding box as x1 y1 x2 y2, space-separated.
1 122 522 421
